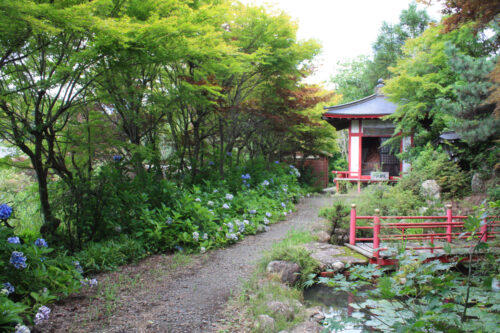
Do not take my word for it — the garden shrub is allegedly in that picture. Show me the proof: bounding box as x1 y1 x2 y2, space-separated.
318 201 349 244
399 144 470 199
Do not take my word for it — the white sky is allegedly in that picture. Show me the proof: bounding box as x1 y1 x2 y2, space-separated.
239 0 444 88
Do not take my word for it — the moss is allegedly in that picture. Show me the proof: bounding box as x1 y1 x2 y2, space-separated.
339 246 369 261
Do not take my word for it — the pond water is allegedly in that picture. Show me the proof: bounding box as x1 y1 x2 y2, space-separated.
303 284 373 332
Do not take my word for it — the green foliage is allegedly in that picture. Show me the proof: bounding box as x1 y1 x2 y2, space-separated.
319 201 349 244
399 144 470 199
0 225 82 329
72 236 148 275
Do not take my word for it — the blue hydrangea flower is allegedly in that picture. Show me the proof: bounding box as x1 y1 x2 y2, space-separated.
274 161 280 164
7 236 20 244
261 180 270 186
263 217 269 224
225 193 234 200
207 201 214 206
166 217 173 225
35 238 48 247
3 282 14 295
34 305 51 325
113 155 122 162
266 212 272 217
174 245 183 252
208 161 215 166
0 204 13 220
192 232 199 241
281 202 286 208
222 203 230 209
195 198 201 202
249 209 257 214
202 233 208 240
10 251 27 269
241 173 251 180
226 152 232 156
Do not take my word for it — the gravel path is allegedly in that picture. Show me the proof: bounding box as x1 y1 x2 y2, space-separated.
45 195 332 333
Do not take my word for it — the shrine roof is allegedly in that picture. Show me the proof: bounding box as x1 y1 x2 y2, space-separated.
323 94 397 118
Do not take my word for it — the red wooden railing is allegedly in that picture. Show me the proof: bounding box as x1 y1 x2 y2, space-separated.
348 204 500 264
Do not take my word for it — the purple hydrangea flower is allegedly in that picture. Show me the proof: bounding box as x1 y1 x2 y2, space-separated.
281 202 286 208
241 173 251 180
265 212 272 217
7 236 20 244
10 251 27 269
0 204 13 220
226 151 232 156
208 161 214 166
34 305 51 325
249 209 257 214
113 155 122 162
3 282 14 295
35 238 48 247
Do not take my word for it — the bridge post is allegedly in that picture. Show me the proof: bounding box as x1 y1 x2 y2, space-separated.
349 204 357 245
373 209 381 261
446 204 453 243
480 218 488 242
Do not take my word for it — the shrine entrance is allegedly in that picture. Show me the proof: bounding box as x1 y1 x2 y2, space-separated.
361 137 400 177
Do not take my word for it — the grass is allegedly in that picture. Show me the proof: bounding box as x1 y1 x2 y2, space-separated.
259 229 319 288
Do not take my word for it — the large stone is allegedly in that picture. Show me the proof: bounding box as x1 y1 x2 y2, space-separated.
267 261 301 285
255 314 275 332
421 180 441 200
302 243 344 271
290 321 323 333
314 230 331 243
266 301 295 320
471 173 486 193
305 306 325 323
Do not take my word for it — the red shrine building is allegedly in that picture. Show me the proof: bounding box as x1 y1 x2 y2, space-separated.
323 80 412 191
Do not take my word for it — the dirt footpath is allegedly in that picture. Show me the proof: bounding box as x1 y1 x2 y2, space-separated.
44 195 332 333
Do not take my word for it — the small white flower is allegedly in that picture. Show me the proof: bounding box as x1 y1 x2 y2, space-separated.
195 198 201 202
193 231 199 241
283 212 287 216
266 212 272 217
222 203 230 209
243 219 249 225
249 209 257 214
200 247 206 254
262 180 270 186
225 193 234 200
202 233 208 240
213 189 219 193
207 200 214 206
263 217 269 224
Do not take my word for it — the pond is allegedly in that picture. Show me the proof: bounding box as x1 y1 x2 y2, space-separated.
303 284 374 332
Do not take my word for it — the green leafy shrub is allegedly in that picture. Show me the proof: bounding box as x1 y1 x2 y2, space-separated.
319 201 349 244
399 144 470 199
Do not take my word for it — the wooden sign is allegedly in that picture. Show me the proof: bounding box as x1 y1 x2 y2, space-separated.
370 171 389 180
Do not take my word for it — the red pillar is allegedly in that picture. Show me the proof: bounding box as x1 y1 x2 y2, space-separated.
373 209 380 261
349 204 357 245
480 218 488 242
446 204 453 243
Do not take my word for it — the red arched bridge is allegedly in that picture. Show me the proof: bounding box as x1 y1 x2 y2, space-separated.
345 204 499 266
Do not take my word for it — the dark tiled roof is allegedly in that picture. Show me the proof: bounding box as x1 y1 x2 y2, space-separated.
323 94 397 117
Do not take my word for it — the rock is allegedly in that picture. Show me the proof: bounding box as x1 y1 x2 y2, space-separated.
266 301 295 320
267 261 301 285
290 321 323 333
314 231 331 243
421 180 441 200
255 314 275 332
302 243 344 271
305 306 324 323
471 173 486 193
